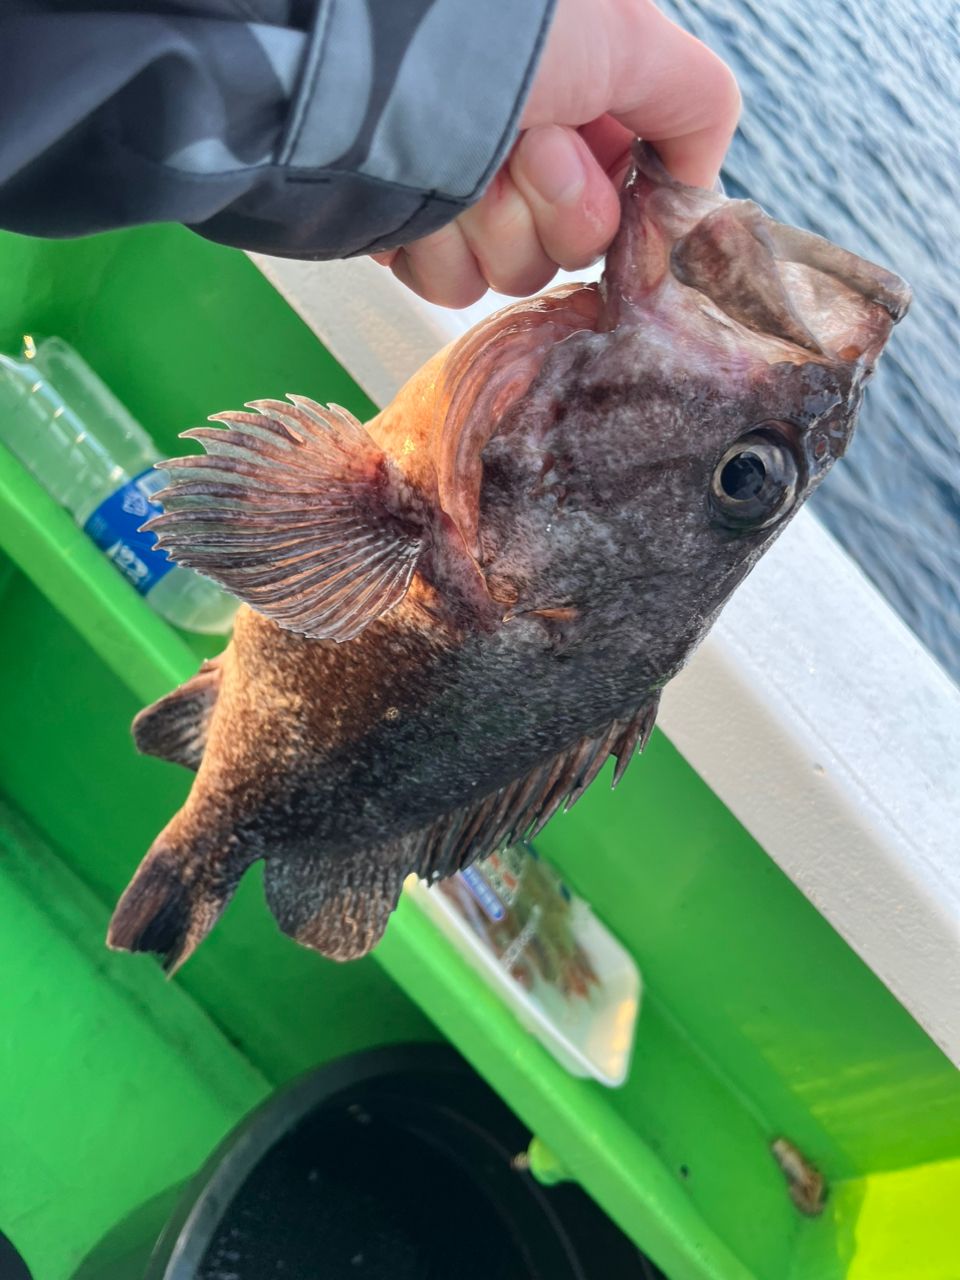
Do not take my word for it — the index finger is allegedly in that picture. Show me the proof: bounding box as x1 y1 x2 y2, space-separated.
606 3 740 188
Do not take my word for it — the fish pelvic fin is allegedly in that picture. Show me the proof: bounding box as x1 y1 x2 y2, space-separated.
107 822 252 974
143 397 426 643
132 659 222 771
262 699 659 963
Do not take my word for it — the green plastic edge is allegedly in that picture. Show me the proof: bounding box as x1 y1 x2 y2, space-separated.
0 447 192 702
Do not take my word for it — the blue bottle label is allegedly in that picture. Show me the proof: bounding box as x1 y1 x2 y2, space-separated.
460 864 506 922
83 467 175 595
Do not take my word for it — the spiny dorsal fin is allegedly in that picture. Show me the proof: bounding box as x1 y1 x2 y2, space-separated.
144 397 425 643
261 699 658 961
132 659 222 771
412 698 659 882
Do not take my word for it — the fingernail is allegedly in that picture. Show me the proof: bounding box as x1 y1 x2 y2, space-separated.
522 126 587 206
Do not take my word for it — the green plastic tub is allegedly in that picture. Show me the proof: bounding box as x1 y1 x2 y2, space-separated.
0 223 957 1280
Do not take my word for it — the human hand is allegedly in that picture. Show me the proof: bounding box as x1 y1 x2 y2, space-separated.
373 0 740 308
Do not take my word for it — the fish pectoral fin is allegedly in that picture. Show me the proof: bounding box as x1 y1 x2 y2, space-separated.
132 659 222 771
264 851 406 962
107 822 253 974
144 396 426 643
411 697 661 881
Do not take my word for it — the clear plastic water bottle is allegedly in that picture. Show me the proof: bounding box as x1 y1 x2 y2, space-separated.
0 335 237 634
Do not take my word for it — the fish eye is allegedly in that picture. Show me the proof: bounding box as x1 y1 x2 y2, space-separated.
710 428 799 530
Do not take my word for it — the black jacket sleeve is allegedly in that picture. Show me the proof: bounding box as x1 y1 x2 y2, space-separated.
0 0 556 259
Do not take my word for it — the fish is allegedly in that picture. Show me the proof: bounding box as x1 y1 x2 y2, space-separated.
107 143 910 972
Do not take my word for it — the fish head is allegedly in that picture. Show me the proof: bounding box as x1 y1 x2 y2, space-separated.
595 142 910 610
443 143 911 656
597 142 911 469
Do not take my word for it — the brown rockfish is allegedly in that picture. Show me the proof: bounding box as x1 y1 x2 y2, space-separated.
108 144 910 971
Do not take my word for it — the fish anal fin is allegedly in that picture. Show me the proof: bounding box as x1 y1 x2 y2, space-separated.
132 659 222 771
611 700 659 787
144 396 426 643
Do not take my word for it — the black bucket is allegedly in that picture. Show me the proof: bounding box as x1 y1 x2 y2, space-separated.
74 1044 663 1279
0 1230 32 1279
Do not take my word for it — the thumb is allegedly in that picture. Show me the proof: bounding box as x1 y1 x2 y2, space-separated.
509 125 622 270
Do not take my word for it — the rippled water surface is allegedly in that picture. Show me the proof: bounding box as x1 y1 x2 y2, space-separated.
662 0 960 679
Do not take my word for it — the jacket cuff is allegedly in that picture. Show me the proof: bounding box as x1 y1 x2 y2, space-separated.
283 0 557 210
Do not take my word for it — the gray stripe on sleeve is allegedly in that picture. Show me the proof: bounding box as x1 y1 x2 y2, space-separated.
167 22 306 172
358 0 555 200
281 0 374 167
248 21 307 96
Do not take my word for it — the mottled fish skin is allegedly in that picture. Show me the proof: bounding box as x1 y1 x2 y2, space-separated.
110 144 911 971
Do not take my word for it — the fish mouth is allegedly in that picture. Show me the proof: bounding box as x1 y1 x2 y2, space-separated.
603 143 911 371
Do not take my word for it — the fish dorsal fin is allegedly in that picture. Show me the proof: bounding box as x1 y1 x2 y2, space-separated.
262 699 658 961
132 659 222 771
144 397 425 643
264 848 408 963
411 698 659 882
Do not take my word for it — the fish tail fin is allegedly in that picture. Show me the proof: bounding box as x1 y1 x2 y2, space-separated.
108 821 249 974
